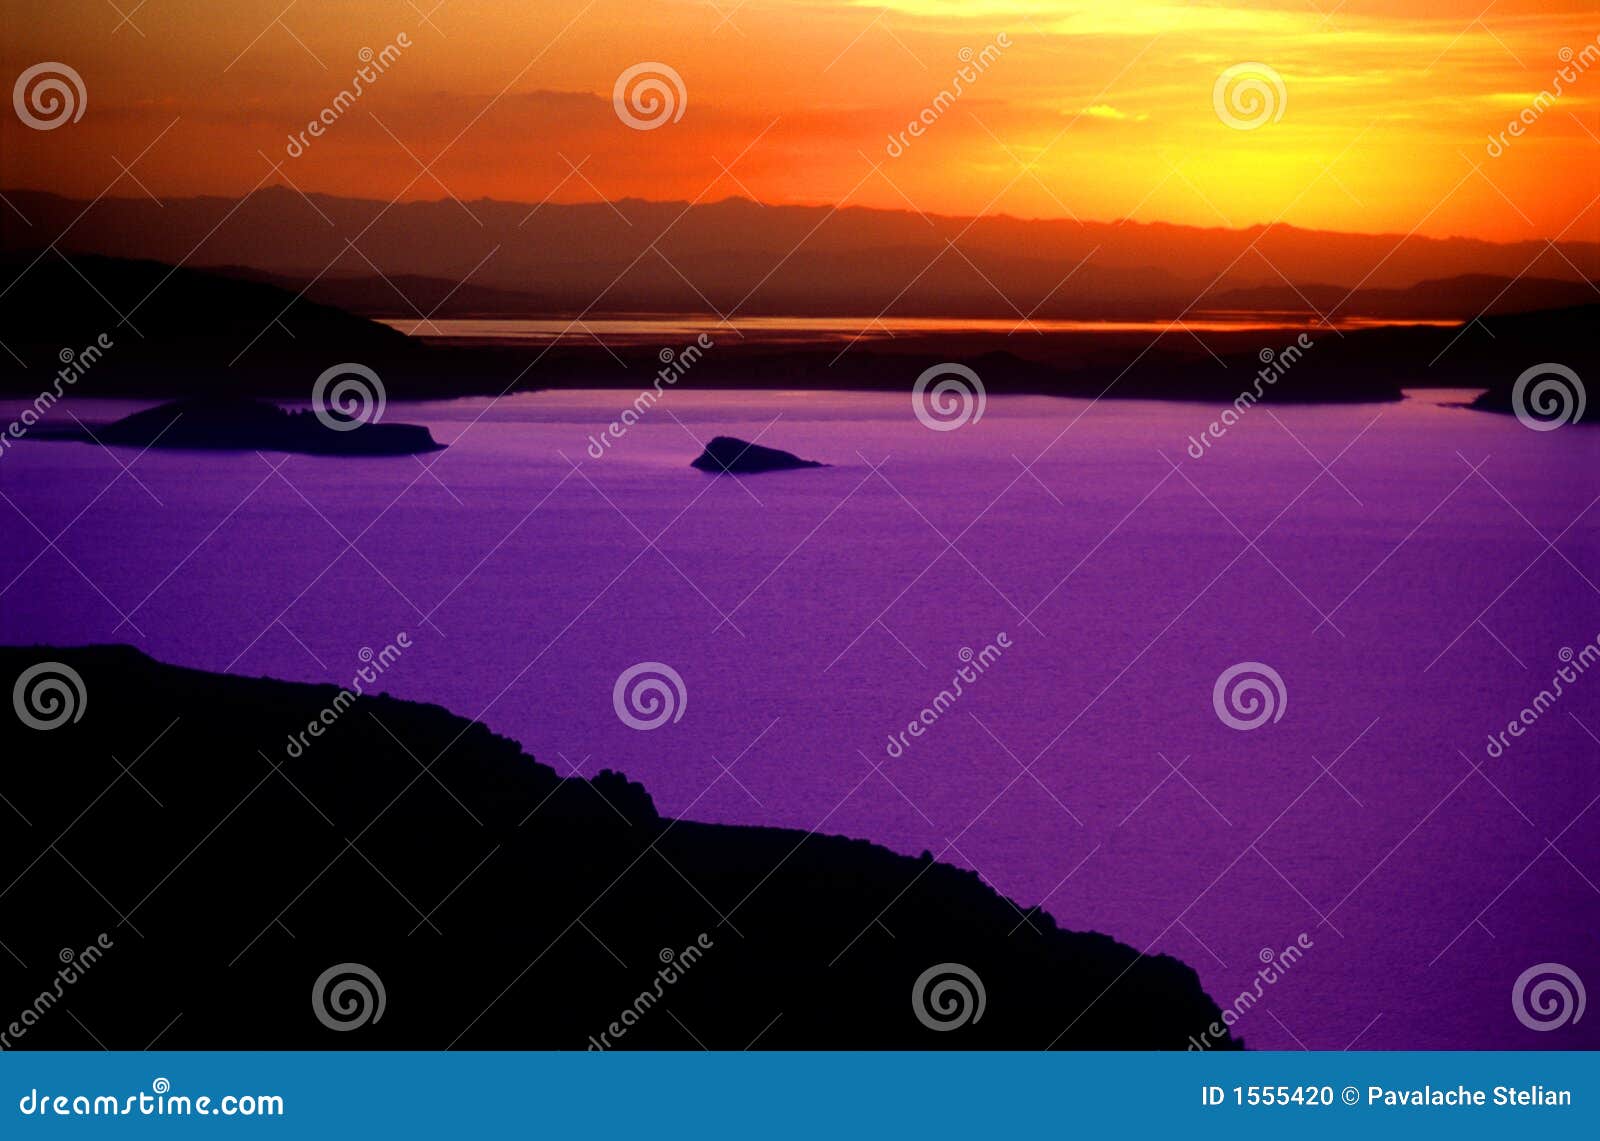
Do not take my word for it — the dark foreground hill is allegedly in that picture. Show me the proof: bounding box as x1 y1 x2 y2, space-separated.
0 646 1235 1049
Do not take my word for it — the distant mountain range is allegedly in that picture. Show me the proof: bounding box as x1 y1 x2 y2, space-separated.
3 187 1596 320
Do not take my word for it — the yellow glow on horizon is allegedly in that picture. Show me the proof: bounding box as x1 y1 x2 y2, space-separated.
0 0 1594 241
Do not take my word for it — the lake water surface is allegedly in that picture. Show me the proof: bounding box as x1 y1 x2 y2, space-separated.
2 388 1596 1049
378 313 1458 345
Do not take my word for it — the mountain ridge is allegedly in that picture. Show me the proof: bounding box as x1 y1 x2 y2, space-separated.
5 187 1595 320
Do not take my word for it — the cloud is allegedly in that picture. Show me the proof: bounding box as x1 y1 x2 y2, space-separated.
1078 104 1148 122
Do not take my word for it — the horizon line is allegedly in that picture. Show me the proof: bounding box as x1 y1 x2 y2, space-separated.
2 184 1594 251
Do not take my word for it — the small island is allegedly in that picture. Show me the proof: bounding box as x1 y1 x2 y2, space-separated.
37 397 444 456
692 435 824 474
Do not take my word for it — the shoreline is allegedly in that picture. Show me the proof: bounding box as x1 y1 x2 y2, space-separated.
0 643 1237 1049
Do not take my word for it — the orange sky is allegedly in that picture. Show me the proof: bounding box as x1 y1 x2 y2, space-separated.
2 0 1598 241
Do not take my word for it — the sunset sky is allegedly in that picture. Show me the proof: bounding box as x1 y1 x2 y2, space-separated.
2 0 1597 241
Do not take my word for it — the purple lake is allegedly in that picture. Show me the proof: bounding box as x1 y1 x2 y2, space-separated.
2 387 1596 1049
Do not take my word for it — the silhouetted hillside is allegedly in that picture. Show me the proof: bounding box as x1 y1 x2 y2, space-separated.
0 252 530 395
211 265 544 319
0 646 1236 1049
1080 303 1599 403
1208 274 1600 319
226 267 1600 324
1466 307 1599 422
0 252 410 365
2 255 1589 406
